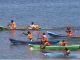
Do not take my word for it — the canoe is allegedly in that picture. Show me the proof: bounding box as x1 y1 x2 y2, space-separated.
43 53 77 58
47 31 80 38
0 26 66 30
0 26 41 31
31 45 80 51
9 38 59 45
1 26 80 31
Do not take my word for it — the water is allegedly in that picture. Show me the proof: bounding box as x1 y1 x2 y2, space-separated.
0 0 80 59
0 30 80 60
0 0 80 27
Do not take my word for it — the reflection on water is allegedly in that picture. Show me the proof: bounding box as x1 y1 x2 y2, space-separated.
10 30 16 37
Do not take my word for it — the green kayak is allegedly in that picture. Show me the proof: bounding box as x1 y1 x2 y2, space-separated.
0 26 41 31
30 45 80 51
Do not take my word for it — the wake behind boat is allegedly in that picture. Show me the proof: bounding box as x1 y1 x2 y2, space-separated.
9 38 59 45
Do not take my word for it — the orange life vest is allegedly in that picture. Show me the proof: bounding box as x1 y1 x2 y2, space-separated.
68 31 73 37
41 35 51 46
41 35 48 42
44 42 51 46
28 33 33 39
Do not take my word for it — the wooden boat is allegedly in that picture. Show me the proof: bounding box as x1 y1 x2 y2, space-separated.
9 38 59 45
47 31 80 38
30 45 80 51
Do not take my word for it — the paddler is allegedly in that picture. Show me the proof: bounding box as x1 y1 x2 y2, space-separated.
30 22 40 30
65 27 73 37
27 31 33 41
63 48 71 56
59 40 68 46
41 33 51 46
8 20 16 29
30 22 35 29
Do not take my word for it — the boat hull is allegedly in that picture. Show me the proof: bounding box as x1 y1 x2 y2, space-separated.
47 31 80 38
0 26 41 31
31 45 80 51
9 38 59 45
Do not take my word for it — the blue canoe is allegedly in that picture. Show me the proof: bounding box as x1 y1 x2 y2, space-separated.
43 52 77 58
9 38 59 45
47 31 80 38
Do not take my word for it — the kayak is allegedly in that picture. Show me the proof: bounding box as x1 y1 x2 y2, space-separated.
9 38 59 45
47 31 80 38
43 53 77 58
0 26 66 31
0 26 80 31
31 45 80 51
0 26 65 31
0 26 41 31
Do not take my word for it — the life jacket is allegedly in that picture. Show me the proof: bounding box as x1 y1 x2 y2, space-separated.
28 33 33 39
44 42 51 46
41 35 51 46
41 35 48 42
10 22 16 29
68 31 73 37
